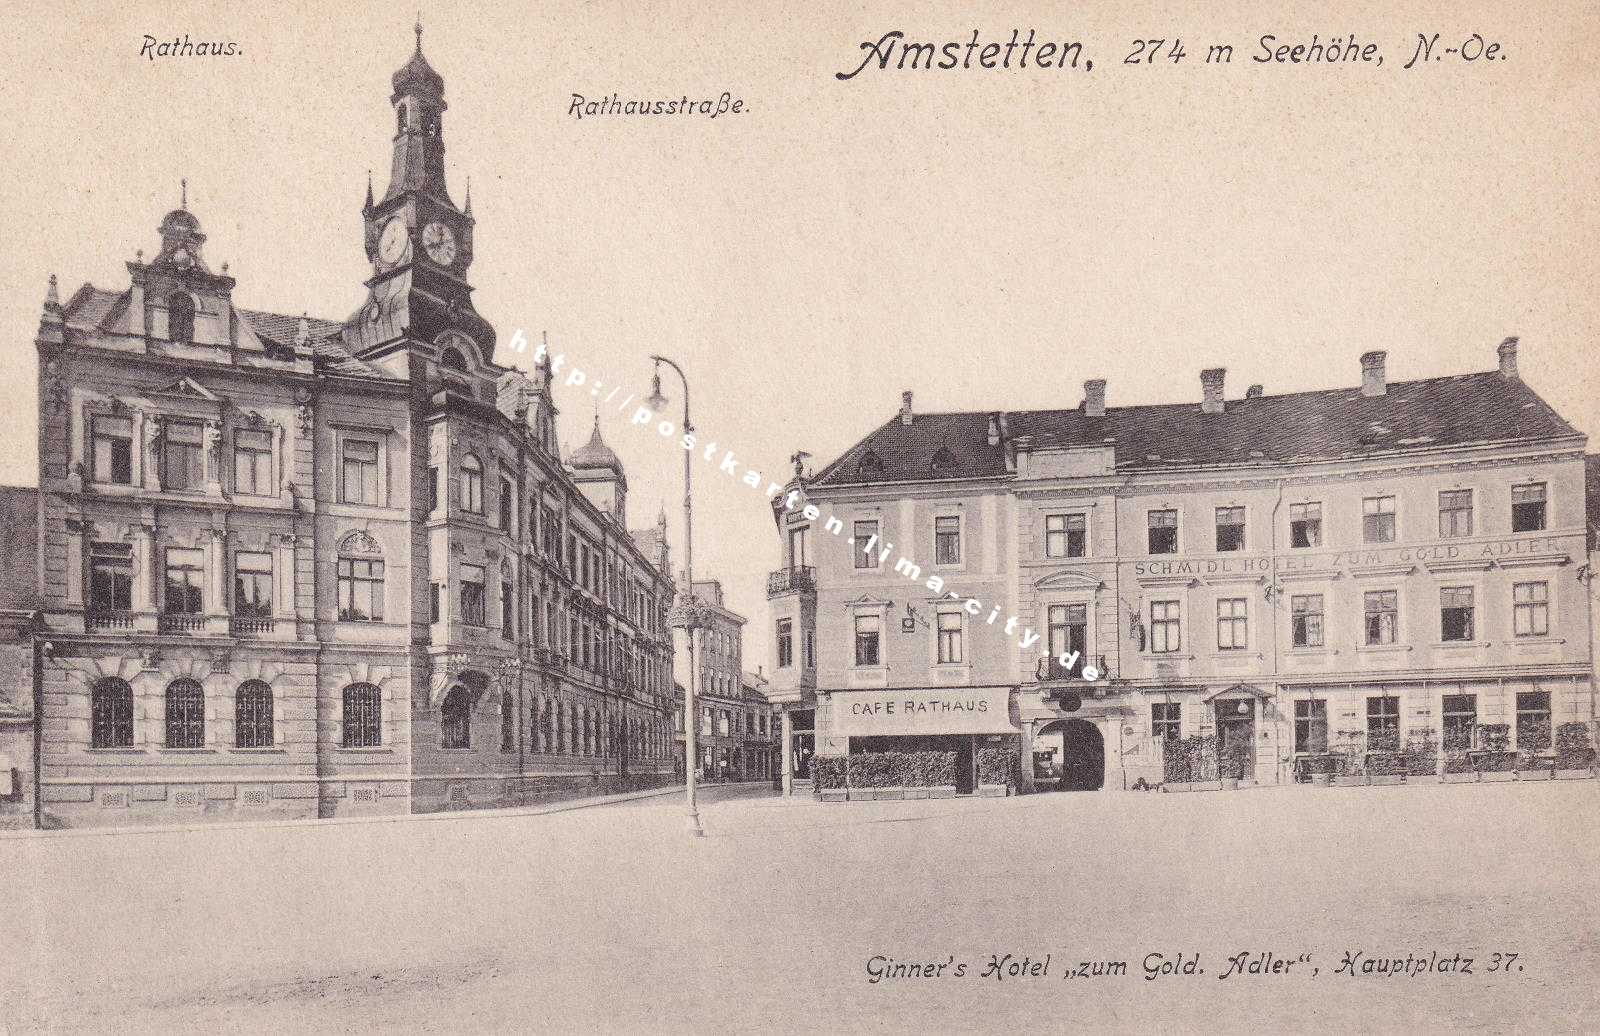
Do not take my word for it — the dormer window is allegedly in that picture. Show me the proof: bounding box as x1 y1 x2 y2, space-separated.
858 450 884 478
167 292 195 342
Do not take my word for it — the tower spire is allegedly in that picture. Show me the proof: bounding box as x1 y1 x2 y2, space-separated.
180 177 187 210
414 13 423 52
363 169 374 211
463 175 472 215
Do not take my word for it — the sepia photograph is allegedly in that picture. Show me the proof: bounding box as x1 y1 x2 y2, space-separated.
0 1 1596 1032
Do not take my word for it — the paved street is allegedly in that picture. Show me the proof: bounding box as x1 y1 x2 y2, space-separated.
3 781 1597 1034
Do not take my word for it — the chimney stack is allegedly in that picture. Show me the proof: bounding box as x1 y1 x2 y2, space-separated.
1498 337 1519 379
1084 379 1106 418
899 390 913 426
986 413 1001 445
1245 384 1263 400
1200 368 1226 414
1360 351 1387 397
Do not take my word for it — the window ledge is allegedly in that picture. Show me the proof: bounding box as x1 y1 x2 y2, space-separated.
84 748 146 755
229 748 288 754
1284 647 1337 657
1510 636 1565 646
158 748 218 755
1143 652 1195 661
1356 644 1412 654
1433 641 1488 649
335 747 393 754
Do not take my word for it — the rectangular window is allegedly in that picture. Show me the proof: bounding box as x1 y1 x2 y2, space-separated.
788 526 809 568
233 429 273 496
1363 590 1397 645
803 629 815 669
1440 586 1475 642
162 420 206 491
934 516 962 565
499 477 514 532
1290 594 1323 648
1362 496 1396 544
1513 581 1549 637
88 542 133 614
1216 597 1248 650
163 547 205 614
1442 693 1477 752
428 466 439 512
1438 489 1473 538
501 577 515 634
1294 699 1329 754
92 416 133 485
233 551 272 618
1366 695 1400 746
1512 482 1547 532
341 439 380 504
1045 513 1087 558
1215 507 1246 552
854 613 881 666
1151 702 1181 741
776 619 793 668
1149 600 1180 653
936 611 963 664
337 558 385 621
853 520 879 569
429 582 441 623
459 564 486 626
1289 502 1322 548
1047 604 1088 674
1516 691 1552 751
1147 509 1178 554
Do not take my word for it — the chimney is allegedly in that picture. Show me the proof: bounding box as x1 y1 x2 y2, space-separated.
1084 379 1106 418
986 413 1000 445
1360 351 1387 397
1498 336 1519 379
1245 384 1263 400
899 390 913 426
1200 368 1226 414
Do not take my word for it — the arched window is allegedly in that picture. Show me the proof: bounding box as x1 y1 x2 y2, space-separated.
235 680 274 748
459 453 483 514
498 476 514 533
396 102 408 133
500 691 515 753
167 292 195 342
342 683 381 747
441 686 471 749
165 678 205 749
91 677 134 748
500 558 515 636
440 347 468 373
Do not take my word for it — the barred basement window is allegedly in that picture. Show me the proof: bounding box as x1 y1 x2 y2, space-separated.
235 680 274 748
164 678 205 749
1289 502 1321 548
1215 507 1246 552
342 683 382 747
1290 594 1323 648
1513 582 1549 637
1147 509 1178 554
441 687 471 749
1440 586 1475 642
1511 483 1547 532
91 677 134 748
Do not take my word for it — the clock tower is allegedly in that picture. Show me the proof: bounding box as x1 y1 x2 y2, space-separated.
345 22 494 372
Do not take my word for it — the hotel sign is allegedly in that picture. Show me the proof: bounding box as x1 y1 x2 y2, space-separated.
1133 535 1568 579
831 687 1017 737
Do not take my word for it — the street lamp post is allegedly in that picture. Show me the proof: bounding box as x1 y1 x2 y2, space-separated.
649 355 704 837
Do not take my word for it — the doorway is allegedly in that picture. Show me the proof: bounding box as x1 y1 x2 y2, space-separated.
1034 719 1104 791
1216 699 1256 778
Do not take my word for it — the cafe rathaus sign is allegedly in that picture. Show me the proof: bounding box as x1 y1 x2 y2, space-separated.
1133 535 1568 579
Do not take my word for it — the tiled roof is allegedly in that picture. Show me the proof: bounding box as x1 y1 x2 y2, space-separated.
813 371 1582 487
62 285 125 331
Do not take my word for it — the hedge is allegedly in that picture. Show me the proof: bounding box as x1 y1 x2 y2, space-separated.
846 750 957 788
812 755 848 790
1556 722 1596 770
1164 735 1218 784
976 746 1020 788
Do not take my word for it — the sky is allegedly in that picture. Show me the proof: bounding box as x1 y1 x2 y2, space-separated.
1 1 1596 669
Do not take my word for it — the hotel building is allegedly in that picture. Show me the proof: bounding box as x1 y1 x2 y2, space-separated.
767 342 1594 793
24 30 676 827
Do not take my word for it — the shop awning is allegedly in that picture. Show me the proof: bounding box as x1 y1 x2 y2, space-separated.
830 686 1017 737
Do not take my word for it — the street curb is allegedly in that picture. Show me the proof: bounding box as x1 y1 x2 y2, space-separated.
0 781 774 843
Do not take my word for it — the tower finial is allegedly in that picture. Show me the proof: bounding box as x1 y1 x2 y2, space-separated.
180 177 187 210
414 14 423 50
363 168 374 211
463 175 472 215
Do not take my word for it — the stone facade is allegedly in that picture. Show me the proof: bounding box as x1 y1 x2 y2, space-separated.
671 580 779 780
26 31 676 829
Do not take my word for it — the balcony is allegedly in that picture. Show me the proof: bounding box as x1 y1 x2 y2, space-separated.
1034 655 1108 684
230 615 276 636
86 610 133 632
766 565 816 597
159 612 206 634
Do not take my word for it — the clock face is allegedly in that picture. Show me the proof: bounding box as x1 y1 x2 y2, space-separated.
171 248 192 269
378 218 409 264
422 222 457 266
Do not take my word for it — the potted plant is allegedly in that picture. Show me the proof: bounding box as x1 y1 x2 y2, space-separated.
812 755 848 802
1366 729 1405 786
1475 724 1517 782
976 745 1019 797
1218 742 1249 790
1516 717 1554 780
1555 722 1596 780
1404 729 1440 785
1163 735 1220 792
1331 730 1367 787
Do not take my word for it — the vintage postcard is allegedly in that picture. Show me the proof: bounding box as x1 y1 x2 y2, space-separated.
0 1 1596 1032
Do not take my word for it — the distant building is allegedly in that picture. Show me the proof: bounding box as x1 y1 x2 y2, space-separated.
0 487 39 829
769 340 1593 794
25 30 676 828
671 580 778 779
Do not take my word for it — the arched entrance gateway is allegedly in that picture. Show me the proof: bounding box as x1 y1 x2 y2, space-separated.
1032 718 1105 791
